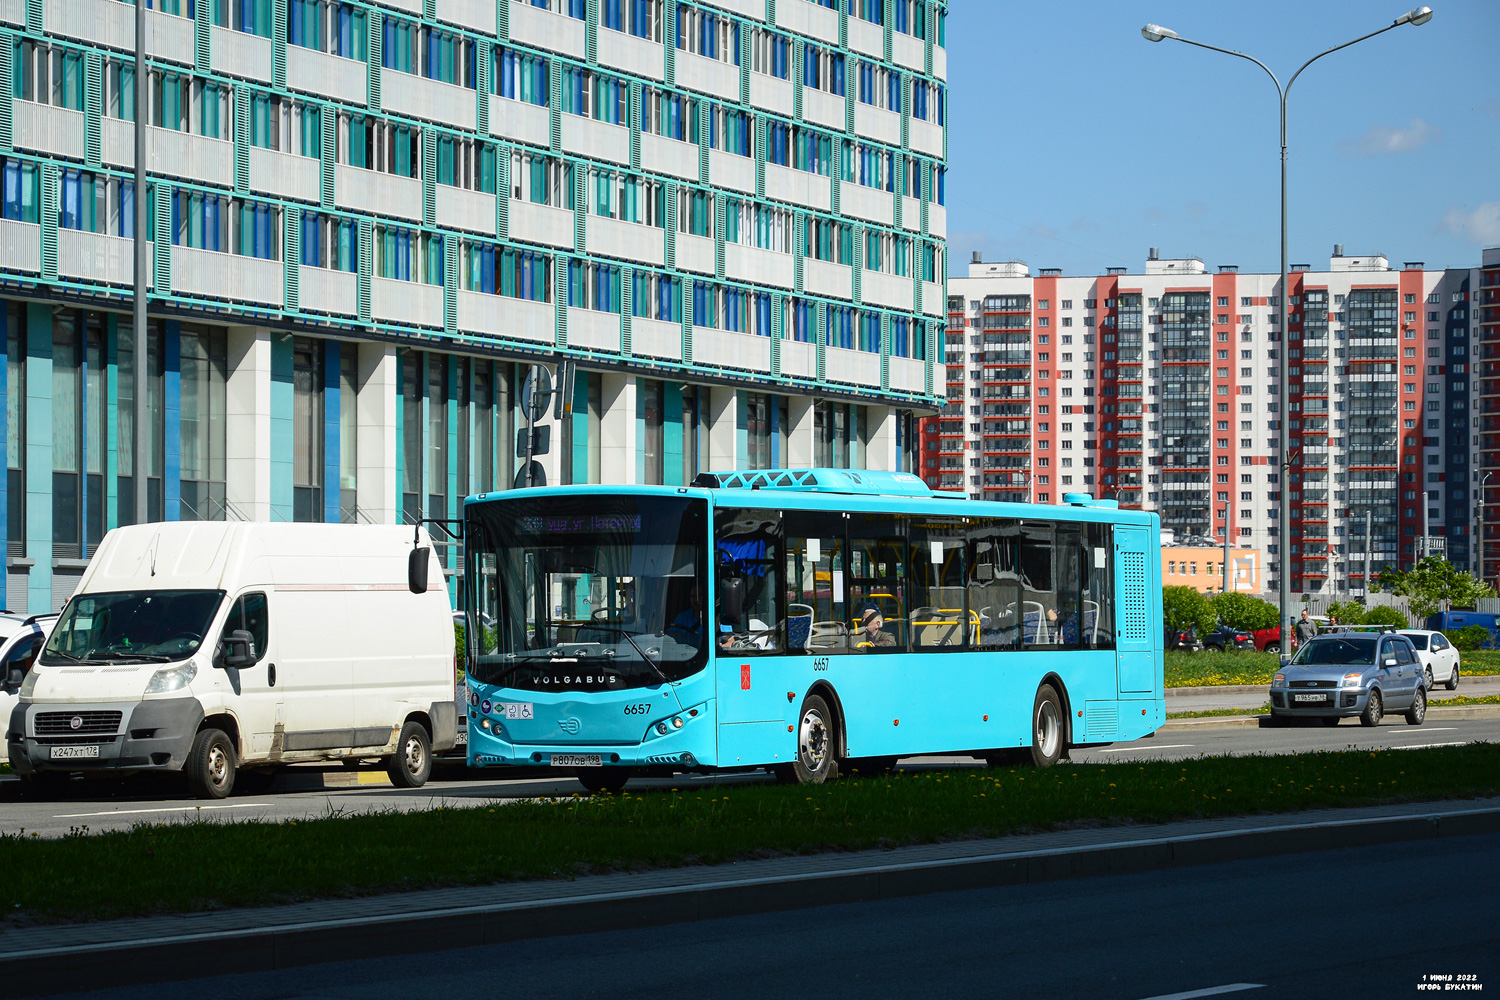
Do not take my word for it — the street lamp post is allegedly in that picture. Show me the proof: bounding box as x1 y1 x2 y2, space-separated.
1142 7 1433 663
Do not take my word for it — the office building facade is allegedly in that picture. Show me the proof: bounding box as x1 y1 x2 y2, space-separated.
927 248 1489 598
0 0 949 611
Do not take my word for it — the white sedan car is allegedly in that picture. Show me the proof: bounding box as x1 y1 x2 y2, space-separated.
1399 629 1461 690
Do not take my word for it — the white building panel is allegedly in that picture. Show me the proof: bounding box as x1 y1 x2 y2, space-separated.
846 16 884 59
436 0 496 34
675 51 741 103
675 233 715 276
335 165 422 222
928 202 946 240
695 329 770 373
212 27 272 84
148 127 235 188
631 317 683 361
509 199 576 250
922 280 945 316
909 118 943 158
371 277 442 327
801 88 845 132
890 356 926 394
287 45 368 106
435 185 498 236
0 0 23 26
561 114 630 166
383 73 478 131
709 148 756 195
826 346 881 387
297 266 357 316
46 0 195 65
774 0 838 45
803 257 851 299
854 103 901 147
568 308 622 353
250 146 321 205
748 74 793 118
456 290 555 344
839 181 893 227
13 102 84 162
596 27 665 82
725 242 793 290
764 162 830 212
58 230 151 288
174 248 284 308
780 339 816 379
489 98 551 148
0 220 40 274
508 0 587 60
892 32 925 73
863 268 913 311
640 132 699 181
900 195 921 233
590 215 664 268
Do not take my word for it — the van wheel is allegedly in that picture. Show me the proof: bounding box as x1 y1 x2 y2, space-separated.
1029 684 1067 768
385 722 432 788
185 729 236 800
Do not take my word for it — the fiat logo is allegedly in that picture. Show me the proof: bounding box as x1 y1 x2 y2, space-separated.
70 716 82 730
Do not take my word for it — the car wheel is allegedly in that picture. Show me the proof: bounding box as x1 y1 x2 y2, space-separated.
1264 642 1280 654
1320 716 1341 727
1360 690 1383 728
1424 667 1434 690
384 721 432 788
1405 686 1427 726
1029 684 1067 768
184 728 236 800
577 768 631 794
1446 666 1459 691
789 694 839 784
1203 645 1221 654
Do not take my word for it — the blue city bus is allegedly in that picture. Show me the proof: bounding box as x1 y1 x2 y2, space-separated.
462 469 1164 791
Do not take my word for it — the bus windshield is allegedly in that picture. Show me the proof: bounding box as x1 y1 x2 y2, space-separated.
466 494 709 692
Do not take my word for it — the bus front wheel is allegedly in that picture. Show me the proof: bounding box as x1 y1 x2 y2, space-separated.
782 694 839 785
1030 684 1068 768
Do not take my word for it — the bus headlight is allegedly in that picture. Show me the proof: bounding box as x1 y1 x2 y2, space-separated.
144 662 197 695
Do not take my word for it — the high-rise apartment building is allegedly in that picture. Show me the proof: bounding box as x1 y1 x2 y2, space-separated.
0 0 949 611
926 248 1490 597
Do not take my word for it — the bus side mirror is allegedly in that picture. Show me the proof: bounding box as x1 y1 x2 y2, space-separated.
409 546 431 594
223 630 256 669
718 577 745 625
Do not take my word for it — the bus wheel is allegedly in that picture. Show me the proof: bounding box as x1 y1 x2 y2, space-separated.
791 694 839 784
577 768 631 794
1029 685 1067 768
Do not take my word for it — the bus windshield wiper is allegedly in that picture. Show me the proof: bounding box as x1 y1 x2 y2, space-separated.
574 624 675 687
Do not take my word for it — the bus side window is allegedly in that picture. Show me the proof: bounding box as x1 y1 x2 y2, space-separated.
714 507 784 654
847 512 906 652
1020 522 1057 647
968 518 1020 649
910 519 967 649
1084 523 1115 648
785 512 847 653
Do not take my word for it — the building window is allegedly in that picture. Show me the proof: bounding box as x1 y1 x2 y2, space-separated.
338 345 359 521
292 337 325 523
178 325 227 523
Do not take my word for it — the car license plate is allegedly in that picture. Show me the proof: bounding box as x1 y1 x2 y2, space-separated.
501 702 534 720
1293 693 1328 703
550 753 603 767
454 728 468 746
50 745 101 759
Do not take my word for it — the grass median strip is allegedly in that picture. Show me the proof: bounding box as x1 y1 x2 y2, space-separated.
3 743 1499 926
1165 649 1500 689
1167 704 1271 719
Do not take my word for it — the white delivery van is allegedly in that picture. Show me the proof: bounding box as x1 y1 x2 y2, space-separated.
5 522 455 798
0 612 60 763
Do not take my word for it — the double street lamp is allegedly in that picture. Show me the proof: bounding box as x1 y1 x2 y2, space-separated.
1142 7 1433 661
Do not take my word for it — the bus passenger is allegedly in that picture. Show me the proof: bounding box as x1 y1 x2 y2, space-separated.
857 607 895 650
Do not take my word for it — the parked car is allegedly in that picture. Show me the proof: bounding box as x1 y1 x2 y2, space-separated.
0 612 60 764
1253 625 1286 654
1424 611 1498 650
1268 632 1427 727
1165 623 1200 652
1202 623 1255 653
1399 629 1462 690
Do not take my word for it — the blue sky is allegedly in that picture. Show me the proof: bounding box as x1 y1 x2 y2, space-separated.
944 0 1499 276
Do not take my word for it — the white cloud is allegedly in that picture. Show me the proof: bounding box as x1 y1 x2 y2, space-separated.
1437 202 1500 246
1351 118 1442 155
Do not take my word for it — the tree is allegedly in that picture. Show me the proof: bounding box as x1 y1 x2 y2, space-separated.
1362 605 1410 628
1324 600 1366 626
1211 592 1278 631
1376 556 1496 622
1447 625 1492 652
1163 585 1218 638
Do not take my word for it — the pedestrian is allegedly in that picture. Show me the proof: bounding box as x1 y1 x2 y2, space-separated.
1293 608 1318 647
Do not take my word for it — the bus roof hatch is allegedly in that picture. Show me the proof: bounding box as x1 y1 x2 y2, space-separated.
698 469 962 499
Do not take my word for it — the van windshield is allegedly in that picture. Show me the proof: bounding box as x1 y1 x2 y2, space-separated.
466 494 708 692
41 590 226 665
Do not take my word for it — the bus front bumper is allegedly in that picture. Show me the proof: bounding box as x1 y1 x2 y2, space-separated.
465 712 718 770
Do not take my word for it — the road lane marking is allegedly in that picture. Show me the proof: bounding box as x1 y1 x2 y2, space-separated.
1135 984 1265 1000
1390 727 1457 735
1099 744 1193 753
1389 741 1465 750
52 803 271 819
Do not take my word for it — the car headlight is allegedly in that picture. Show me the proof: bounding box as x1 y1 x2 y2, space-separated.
144 662 197 695
1272 672 1285 687
1341 672 1364 688
18 668 41 699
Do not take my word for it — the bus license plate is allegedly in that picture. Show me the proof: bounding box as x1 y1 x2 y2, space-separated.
454 728 468 746
501 702 534 720
51 745 101 759
1294 694 1328 703
550 754 602 768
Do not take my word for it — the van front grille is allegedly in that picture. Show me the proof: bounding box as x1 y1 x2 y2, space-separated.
34 711 123 737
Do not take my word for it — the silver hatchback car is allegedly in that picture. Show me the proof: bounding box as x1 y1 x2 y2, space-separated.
1268 632 1427 727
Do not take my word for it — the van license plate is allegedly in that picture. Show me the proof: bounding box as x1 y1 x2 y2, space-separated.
51 745 101 759
550 754 602 767
453 729 467 746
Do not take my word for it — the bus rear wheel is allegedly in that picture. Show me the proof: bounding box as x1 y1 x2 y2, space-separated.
1029 684 1068 768
786 694 839 784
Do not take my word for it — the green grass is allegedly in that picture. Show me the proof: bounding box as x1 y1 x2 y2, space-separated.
1164 649 1500 689
3 743 1499 925
1430 694 1500 707
1167 704 1271 719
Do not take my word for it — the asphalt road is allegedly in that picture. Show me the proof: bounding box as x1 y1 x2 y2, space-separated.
2 715 1497 839
43 832 1500 1000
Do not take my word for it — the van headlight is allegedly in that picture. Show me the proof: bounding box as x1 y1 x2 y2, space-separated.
144 662 197 695
18 669 40 699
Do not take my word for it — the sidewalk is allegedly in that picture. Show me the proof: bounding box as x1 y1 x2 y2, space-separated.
1166 672 1500 714
3 796 1498 997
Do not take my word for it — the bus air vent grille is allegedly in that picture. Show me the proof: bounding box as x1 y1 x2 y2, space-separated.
1118 551 1149 643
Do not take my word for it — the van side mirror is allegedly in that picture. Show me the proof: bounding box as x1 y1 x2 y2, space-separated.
223 630 257 669
409 546 431 594
718 577 745 625
2 664 23 692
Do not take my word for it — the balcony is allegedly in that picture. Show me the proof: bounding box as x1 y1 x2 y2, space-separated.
675 232 715 275
781 338 816 378
709 148 755 194
749 74 793 118
801 87 845 132
803 257 851 299
508 198 575 250
46 0 194 66
774 0 838 45
561 114 629 166
863 268 914 311
436 0 497 34
596 26 664 82
631 316 682 362
286 45 367 106
211 26 272 84
173 247 284 308
695 329 771 374
508 0 586 59
568 307 622 353
383 72 477 131
590 215 664 268
336 165 421 222
13 101 84 161
57 229 152 288
455 289 554 343
676 50 740 103
0 220 40 274
249 146 321 204
839 181 893 227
